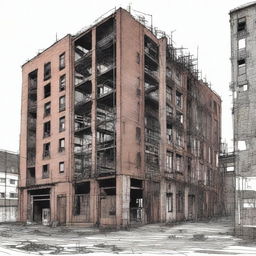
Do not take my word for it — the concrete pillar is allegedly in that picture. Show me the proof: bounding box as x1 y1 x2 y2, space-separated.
184 186 189 219
91 27 97 176
90 179 99 224
116 175 130 227
159 38 167 222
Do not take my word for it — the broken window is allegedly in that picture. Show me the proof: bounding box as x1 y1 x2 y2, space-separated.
43 142 50 159
43 121 51 138
44 83 51 98
59 138 65 152
176 132 183 147
9 193 18 198
0 193 5 198
44 62 51 81
237 17 246 32
243 199 256 208
59 116 65 132
59 74 66 91
176 91 182 108
167 193 173 212
238 38 246 49
176 111 183 124
136 127 141 143
166 105 173 118
166 151 173 172
44 102 51 117
59 52 65 70
59 95 66 112
42 164 49 178
59 162 65 173
239 83 248 91
238 59 246 75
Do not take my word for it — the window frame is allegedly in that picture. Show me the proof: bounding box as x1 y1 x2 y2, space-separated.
59 52 65 70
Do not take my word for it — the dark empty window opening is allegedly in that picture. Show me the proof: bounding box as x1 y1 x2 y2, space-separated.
136 127 141 143
44 102 51 117
99 178 116 196
43 121 51 138
59 74 66 91
131 179 143 188
238 17 246 32
59 53 65 70
43 142 50 159
44 83 51 98
42 164 49 178
238 59 246 75
44 62 51 81
74 182 90 216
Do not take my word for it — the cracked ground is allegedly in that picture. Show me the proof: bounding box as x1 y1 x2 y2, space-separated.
0 217 256 255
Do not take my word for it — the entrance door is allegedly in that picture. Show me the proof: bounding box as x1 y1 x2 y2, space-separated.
57 195 67 225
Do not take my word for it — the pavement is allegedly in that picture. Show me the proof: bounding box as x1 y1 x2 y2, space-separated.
0 217 256 256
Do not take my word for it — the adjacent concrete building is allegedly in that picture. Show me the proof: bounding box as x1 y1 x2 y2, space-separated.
19 8 222 227
230 1 256 238
0 150 19 222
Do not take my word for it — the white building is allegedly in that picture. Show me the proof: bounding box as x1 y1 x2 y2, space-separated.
0 150 19 222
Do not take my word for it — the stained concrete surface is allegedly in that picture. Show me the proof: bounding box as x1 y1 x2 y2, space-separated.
0 217 256 255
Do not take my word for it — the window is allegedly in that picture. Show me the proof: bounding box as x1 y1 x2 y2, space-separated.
42 164 49 178
176 111 183 124
59 53 65 70
10 179 16 185
239 83 248 91
238 59 246 75
167 126 173 143
166 151 173 172
176 132 182 147
59 138 65 152
59 116 65 132
176 191 184 213
44 83 51 98
176 91 182 108
59 96 66 112
43 121 51 137
0 193 5 198
237 17 246 32
166 105 173 118
136 127 141 143
243 199 256 208
59 74 66 91
44 102 51 117
59 162 65 173
167 193 173 212
238 38 246 49
9 193 18 198
238 140 246 151
43 142 50 159
166 86 172 103
227 166 234 172
44 62 51 80
0 178 5 183
136 152 141 168
176 154 182 173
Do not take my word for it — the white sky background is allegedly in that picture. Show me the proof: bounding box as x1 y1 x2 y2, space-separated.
0 0 250 152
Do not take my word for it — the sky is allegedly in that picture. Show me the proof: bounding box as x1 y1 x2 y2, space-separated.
0 0 250 152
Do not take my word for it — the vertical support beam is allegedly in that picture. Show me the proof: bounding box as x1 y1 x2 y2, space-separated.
159 38 167 222
90 180 99 224
184 186 189 219
91 28 97 177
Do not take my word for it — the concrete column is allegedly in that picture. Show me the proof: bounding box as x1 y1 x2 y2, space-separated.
159 38 167 222
116 175 130 227
91 28 97 176
90 179 99 224
184 186 189 219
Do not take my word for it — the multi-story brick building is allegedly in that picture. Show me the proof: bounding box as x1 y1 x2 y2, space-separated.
0 150 19 222
230 2 256 238
19 8 222 227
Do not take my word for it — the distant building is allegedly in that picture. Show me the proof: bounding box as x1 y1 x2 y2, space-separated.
19 8 222 227
0 150 19 222
230 1 256 238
